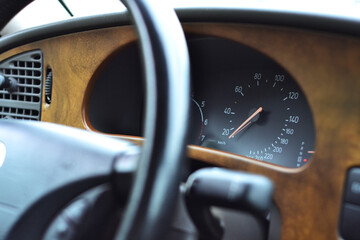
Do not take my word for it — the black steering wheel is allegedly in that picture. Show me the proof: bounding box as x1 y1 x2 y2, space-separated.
0 0 190 240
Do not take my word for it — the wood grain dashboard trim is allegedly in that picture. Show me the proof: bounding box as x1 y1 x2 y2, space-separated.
0 23 359 240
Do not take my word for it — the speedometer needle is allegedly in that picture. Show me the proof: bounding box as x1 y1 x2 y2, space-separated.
228 107 263 139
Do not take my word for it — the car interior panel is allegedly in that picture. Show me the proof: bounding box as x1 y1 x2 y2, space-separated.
0 1 359 240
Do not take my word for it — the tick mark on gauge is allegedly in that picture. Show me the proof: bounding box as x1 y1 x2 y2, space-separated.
278 137 280 140
285 120 289 122
230 128 234 130
281 88 284 91
287 108 290 110
231 112 235 115
266 79 268 83
248 85 251 88
283 97 288 101
257 81 259 86
273 82 276 88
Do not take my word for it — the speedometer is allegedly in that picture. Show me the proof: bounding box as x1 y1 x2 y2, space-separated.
189 37 315 168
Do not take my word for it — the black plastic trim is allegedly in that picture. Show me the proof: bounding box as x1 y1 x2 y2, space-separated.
2 8 360 54
176 7 360 36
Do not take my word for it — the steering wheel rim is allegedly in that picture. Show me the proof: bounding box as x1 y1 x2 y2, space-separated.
0 1 190 240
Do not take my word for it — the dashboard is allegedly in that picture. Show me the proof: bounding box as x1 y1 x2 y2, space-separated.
0 10 360 240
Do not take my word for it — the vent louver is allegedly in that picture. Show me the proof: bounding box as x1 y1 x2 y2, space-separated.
0 50 43 120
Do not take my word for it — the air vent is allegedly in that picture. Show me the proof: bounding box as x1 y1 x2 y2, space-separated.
0 50 43 120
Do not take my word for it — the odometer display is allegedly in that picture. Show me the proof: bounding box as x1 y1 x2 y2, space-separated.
189 37 315 168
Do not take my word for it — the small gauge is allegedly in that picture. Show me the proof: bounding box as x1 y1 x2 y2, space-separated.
189 98 206 145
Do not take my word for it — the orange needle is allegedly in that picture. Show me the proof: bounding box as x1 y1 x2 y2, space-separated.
231 121 251 137
228 107 263 139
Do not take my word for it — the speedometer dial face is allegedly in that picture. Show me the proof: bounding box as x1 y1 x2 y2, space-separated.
189 37 315 168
